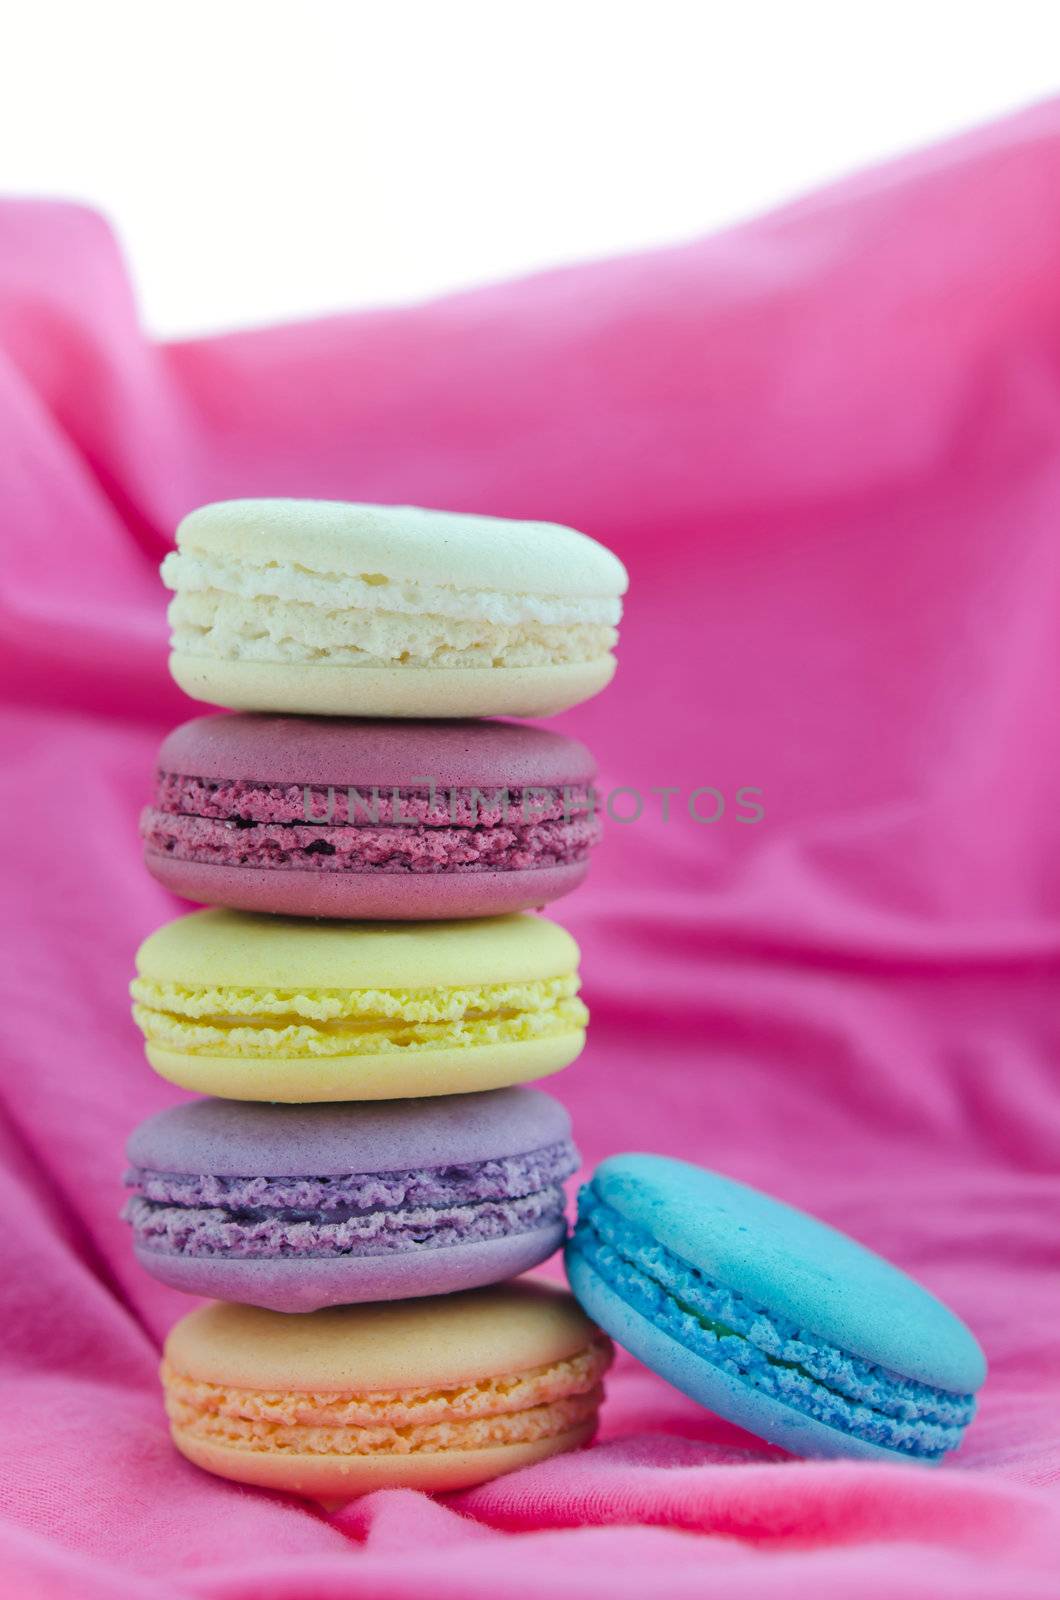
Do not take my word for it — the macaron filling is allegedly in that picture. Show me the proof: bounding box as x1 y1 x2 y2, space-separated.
130 975 588 1058
162 1334 612 1457
124 1138 578 1260
571 1187 976 1461
162 553 621 670
142 776 600 875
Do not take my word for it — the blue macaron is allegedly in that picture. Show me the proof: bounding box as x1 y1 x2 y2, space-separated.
565 1154 986 1465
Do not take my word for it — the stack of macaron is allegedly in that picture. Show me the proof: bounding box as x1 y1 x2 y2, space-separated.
126 498 985 1488
124 499 627 1497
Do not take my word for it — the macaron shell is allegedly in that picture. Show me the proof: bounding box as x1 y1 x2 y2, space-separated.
590 1155 985 1394
166 1283 598 1389
157 713 597 788
144 1030 584 1101
174 499 629 599
136 1222 568 1311
127 1086 573 1176
135 907 579 991
169 655 616 720
170 1422 596 1499
565 1245 906 1465
146 852 590 920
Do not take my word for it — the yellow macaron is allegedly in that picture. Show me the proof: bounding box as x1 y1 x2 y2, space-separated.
162 1283 613 1497
130 907 587 1100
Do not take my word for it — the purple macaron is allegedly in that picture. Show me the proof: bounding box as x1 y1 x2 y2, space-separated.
142 713 600 919
123 1088 579 1312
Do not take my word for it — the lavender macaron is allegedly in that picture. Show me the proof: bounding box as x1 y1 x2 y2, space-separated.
124 1088 579 1312
142 714 600 919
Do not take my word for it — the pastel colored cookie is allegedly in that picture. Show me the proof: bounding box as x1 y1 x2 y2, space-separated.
162 1284 613 1497
566 1155 986 1465
124 1088 578 1310
131 908 586 1101
161 499 628 719
142 713 600 919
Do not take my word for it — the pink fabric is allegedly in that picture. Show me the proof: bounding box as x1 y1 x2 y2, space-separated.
3 99 1060 1597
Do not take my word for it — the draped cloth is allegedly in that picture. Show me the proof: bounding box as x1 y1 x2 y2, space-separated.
2 101 1059 1596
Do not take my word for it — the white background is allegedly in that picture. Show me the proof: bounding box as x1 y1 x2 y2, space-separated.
3 1 1058 337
